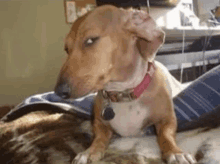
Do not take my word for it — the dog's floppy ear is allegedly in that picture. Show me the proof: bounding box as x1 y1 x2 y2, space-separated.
123 9 165 61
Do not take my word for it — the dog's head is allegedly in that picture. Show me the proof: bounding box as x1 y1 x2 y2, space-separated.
55 5 165 99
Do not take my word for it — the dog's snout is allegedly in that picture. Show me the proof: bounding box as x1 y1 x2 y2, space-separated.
55 82 71 99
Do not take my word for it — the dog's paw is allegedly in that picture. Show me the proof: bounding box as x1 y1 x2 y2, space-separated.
72 151 90 164
166 153 197 164
72 149 104 164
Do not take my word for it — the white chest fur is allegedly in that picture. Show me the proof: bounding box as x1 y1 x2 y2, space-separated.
107 99 149 137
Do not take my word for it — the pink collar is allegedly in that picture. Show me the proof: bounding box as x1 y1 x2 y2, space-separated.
133 61 155 98
101 61 156 102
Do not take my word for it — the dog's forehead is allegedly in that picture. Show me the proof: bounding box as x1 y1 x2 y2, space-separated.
88 5 118 20
72 6 121 34
68 14 89 39
65 5 125 47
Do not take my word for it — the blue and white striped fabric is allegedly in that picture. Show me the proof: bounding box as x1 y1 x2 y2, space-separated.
10 65 220 136
21 91 96 118
174 65 220 131
145 65 220 134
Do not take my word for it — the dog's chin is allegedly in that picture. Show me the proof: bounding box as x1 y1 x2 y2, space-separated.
69 88 99 99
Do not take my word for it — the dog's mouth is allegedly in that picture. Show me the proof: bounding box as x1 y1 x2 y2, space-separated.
69 88 99 100
86 88 99 95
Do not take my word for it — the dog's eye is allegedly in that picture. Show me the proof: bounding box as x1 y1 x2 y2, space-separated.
84 37 99 47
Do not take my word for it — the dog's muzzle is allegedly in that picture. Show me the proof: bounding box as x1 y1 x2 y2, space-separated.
54 82 71 99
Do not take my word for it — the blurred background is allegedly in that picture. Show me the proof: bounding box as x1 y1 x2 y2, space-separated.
0 0 220 106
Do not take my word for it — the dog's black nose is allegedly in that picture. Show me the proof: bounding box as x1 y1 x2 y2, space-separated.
55 83 71 99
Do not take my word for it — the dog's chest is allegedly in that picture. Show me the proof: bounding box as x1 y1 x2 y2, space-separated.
107 100 149 137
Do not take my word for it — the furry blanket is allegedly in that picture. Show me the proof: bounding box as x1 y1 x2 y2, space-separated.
1 104 220 164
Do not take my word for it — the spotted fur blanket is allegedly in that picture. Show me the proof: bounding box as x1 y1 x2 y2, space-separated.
1 103 220 164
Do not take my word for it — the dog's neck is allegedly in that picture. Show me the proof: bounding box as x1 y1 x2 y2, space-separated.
102 59 155 102
105 53 151 92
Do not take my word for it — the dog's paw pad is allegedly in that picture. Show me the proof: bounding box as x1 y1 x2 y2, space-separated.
167 153 197 164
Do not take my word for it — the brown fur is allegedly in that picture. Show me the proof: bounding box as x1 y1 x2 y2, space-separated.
55 5 195 164
0 105 14 118
0 105 92 164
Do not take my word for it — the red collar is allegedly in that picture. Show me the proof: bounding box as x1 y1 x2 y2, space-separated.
101 62 156 102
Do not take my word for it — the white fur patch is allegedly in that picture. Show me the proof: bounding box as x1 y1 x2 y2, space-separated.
108 99 149 137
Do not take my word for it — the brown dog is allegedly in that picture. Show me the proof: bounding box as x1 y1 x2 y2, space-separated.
55 5 196 164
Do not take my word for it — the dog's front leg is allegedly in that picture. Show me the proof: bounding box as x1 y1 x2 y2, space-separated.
156 119 196 164
73 97 113 164
73 119 112 164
